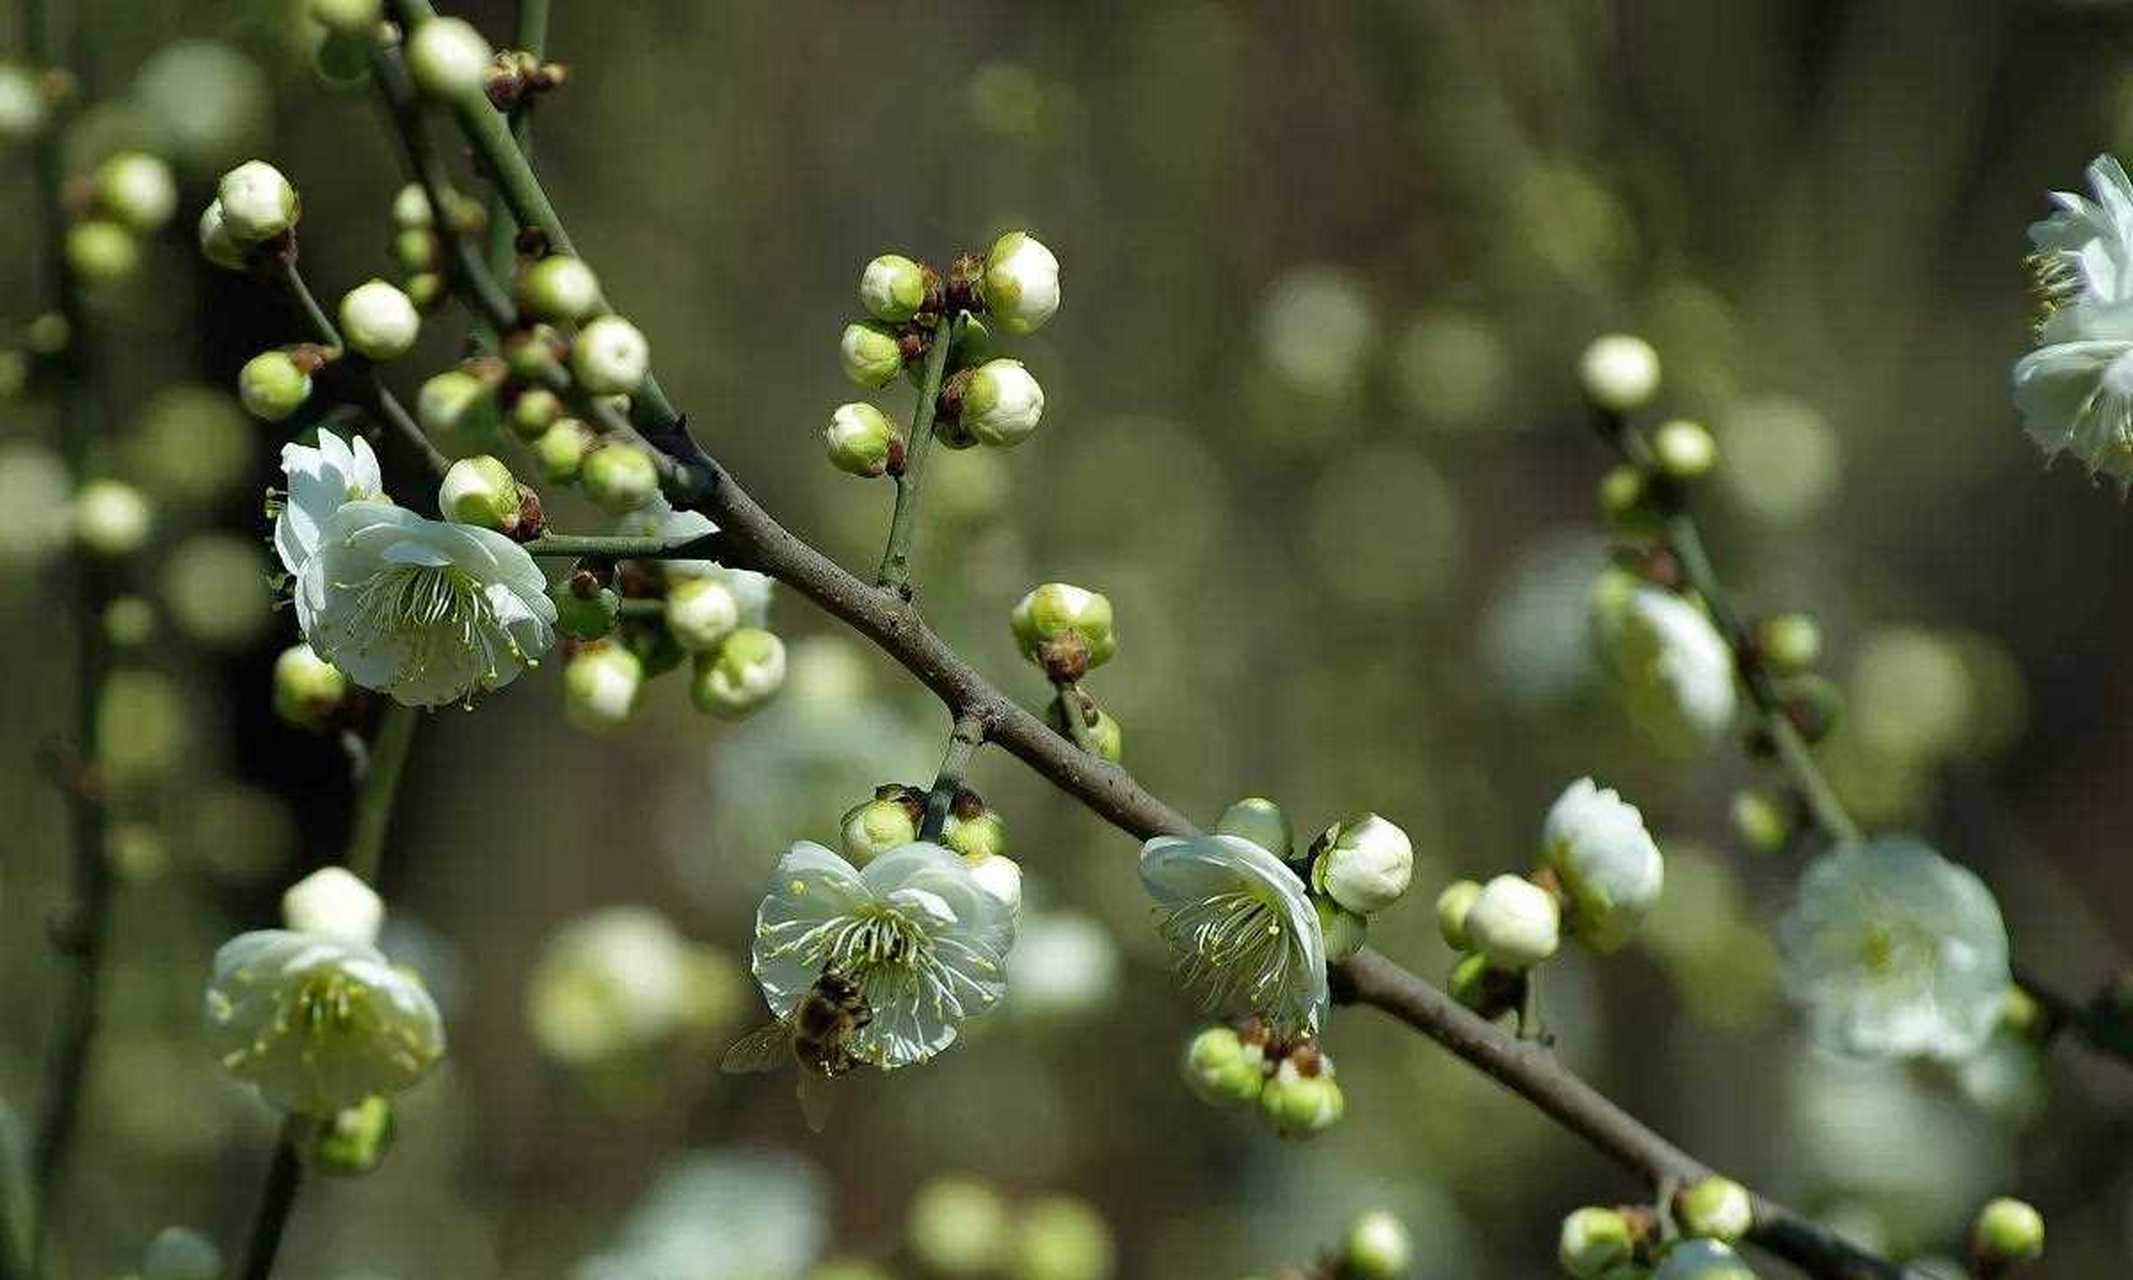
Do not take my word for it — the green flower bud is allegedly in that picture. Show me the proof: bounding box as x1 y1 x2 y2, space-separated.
94 151 177 233
1675 1176 1753 1243
551 577 620 640
563 642 643 734
509 387 564 440
841 794 920 866
1436 879 1483 950
1599 463 1655 531
1652 418 1716 480
404 271 446 311
390 181 433 230
859 252 928 323
981 231 1061 335
291 1094 394 1176
419 369 504 447
908 1177 1009 1278
338 278 420 361
840 320 904 389
1447 952 1497 1013
825 401 902 477
197 200 247 270
1970 1197 2044 1266
689 627 786 718
1579 333 1660 413
503 324 566 382
965 851 1023 914
392 226 441 274
406 16 492 100
959 357 1044 447
142 1226 223 1280
1315 896 1367 963
281 865 383 947
1755 613 1821 674
437 454 521 531
1181 1025 1264 1107
1046 696 1123 763
1652 1239 1754 1279
571 315 650 395
66 220 140 286
532 418 595 482
238 350 312 422
311 0 382 37
1729 788 1790 854
580 443 660 513
2000 985 2047 1041
1010 582 1115 675
1464 874 1560 970
1343 1210 1411 1280
104 596 157 647
0 64 49 145
1215 797 1294 859
1259 1053 1343 1137
216 160 299 244
273 642 348 730
944 809 1007 862
1310 813 1414 915
73 478 152 556
1012 1196 1113 1280
517 254 603 323
666 576 742 652
1558 1206 1636 1279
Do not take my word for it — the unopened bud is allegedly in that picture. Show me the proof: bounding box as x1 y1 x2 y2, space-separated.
666 577 741 652
859 252 928 323
551 575 620 640
1755 613 1821 675
281 865 384 947
406 16 493 101
1464 874 1560 970
689 628 786 717
216 160 299 244
1259 1053 1343 1137
580 443 659 513
1652 418 1716 479
531 418 594 482
563 642 643 733
516 254 602 323
1010 582 1115 675
438 455 522 531
1970 1197 2043 1268
1215 796 1293 860
840 320 904 389
272 642 348 730
416 367 501 442
980 231 1061 335
825 401 902 477
1675 1176 1753 1244
958 358 1044 447
571 315 649 395
841 794 920 867
943 808 1006 863
1579 333 1660 413
1343 1210 1411 1280
197 200 247 270
1436 879 1483 951
1729 788 1790 854
73 479 151 555
339 279 421 361
1558 1206 1636 1279
291 1095 395 1177
93 151 177 233
238 350 312 422
1310 813 1414 915
66 220 139 286
1181 1025 1265 1107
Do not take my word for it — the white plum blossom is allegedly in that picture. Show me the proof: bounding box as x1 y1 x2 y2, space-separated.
273 429 384 601
2013 155 2133 485
1778 837 2011 1061
204 929 444 1115
296 502 557 707
1542 777 1664 952
1139 832 1328 1035
1608 588 1737 747
749 841 1016 1069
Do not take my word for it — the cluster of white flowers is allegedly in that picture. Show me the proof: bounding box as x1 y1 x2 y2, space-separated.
2013 155 2133 485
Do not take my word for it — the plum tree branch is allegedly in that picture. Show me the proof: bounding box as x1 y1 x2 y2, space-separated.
410 30 1930 1278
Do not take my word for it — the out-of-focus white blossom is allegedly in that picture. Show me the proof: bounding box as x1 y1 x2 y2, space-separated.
1777 838 2010 1061
575 1148 828 1280
527 906 743 1065
1541 777 1663 952
1604 588 1737 747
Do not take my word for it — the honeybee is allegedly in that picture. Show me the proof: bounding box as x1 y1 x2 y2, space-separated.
721 970 872 1132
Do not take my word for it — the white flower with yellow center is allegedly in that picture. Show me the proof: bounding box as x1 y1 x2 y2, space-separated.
1139 832 1328 1035
750 841 1016 1068
204 929 444 1116
296 502 556 707
274 429 383 587
2014 155 2133 485
1608 588 1737 747
1778 837 2010 1061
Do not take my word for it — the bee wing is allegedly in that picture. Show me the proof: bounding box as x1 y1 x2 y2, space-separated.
720 1020 794 1075
795 1070 838 1133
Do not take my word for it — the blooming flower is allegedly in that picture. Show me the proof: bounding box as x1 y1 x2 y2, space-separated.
2013 155 2133 485
273 428 383 588
204 929 444 1115
1139 832 1328 1035
1604 588 1737 747
1542 777 1664 952
1778 837 2010 1060
296 501 556 707
749 841 1016 1068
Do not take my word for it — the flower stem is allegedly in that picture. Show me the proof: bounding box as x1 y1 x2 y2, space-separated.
237 1124 303 1280
484 0 550 278
920 711 989 840
1052 683 1101 755
521 531 720 560
876 312 963 597
345 703 421 885
274 257 451 477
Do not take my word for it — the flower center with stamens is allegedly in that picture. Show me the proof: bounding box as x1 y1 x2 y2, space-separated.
1157 888 1296 1022
335 563 523 692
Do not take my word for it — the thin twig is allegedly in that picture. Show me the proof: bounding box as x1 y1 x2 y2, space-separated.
343 703 422 885
236 1125 303 1280
877 311 963 597
483 0 550 279
921 711 989 840
521 531 720 560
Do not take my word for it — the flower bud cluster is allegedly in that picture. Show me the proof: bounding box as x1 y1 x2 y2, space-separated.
903 1176 1113 1280
837 782 1021 915
61 149 178 289
827 232 1059 480
1180 1019 1345 1139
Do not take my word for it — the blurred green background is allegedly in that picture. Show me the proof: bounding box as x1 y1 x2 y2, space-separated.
6 0 2133 1275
